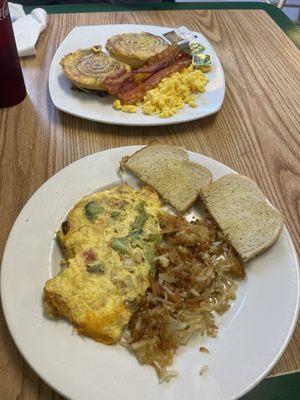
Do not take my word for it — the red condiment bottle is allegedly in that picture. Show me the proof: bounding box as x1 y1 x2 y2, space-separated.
0 0 26 108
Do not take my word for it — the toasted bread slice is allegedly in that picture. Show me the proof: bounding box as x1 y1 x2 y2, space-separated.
122 145 212 213
200 174 284 262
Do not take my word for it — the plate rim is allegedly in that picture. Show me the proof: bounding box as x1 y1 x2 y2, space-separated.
48 24 225 126
1 146 299 400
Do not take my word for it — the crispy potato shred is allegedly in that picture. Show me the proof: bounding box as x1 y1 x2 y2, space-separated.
121 214 245 382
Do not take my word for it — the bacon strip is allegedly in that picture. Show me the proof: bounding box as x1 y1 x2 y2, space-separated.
103 45 181 93
103 51 178 94
102 69 132 96
131 45 181 84
103 45 191 104
118 53 192 104
133 44 180 75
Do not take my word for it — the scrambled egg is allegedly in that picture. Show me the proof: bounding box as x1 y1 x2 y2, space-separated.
113 102 137 113
112 65 208 118
44 184 163 344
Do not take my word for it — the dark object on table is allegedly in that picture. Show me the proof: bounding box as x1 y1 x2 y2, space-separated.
0 0 26 108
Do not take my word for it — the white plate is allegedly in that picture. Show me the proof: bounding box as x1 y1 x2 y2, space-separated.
48 24 225 126
1 146 299 400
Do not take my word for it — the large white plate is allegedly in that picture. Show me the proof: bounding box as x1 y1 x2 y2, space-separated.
1 146 299 400
49 24 225 126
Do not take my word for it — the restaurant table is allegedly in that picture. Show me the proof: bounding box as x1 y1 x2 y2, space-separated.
0 2 299 400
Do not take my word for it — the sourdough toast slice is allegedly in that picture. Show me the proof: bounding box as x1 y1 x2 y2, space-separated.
200 174 284 262
122 145 212 213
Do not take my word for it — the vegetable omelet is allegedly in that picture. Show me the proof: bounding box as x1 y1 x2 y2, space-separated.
44 184 163 344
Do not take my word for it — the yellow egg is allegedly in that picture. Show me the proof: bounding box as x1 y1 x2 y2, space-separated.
44 184 163 344
120 105 137 113
113 99 122 110
113 100 136 113
141 66 208 117
112 65 209 118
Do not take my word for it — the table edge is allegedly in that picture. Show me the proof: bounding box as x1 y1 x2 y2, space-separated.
24 2 299 48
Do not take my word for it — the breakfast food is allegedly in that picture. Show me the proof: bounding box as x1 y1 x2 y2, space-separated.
143 66 208 114
122 214 244 382
126 65 208 118
200 174 284 262
106 43 209 117
104 45 192 105
44 184 163 344
44 145 286 383
106 32 169 69
60 46 130 92
60 28 213 119
121 145 212 212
